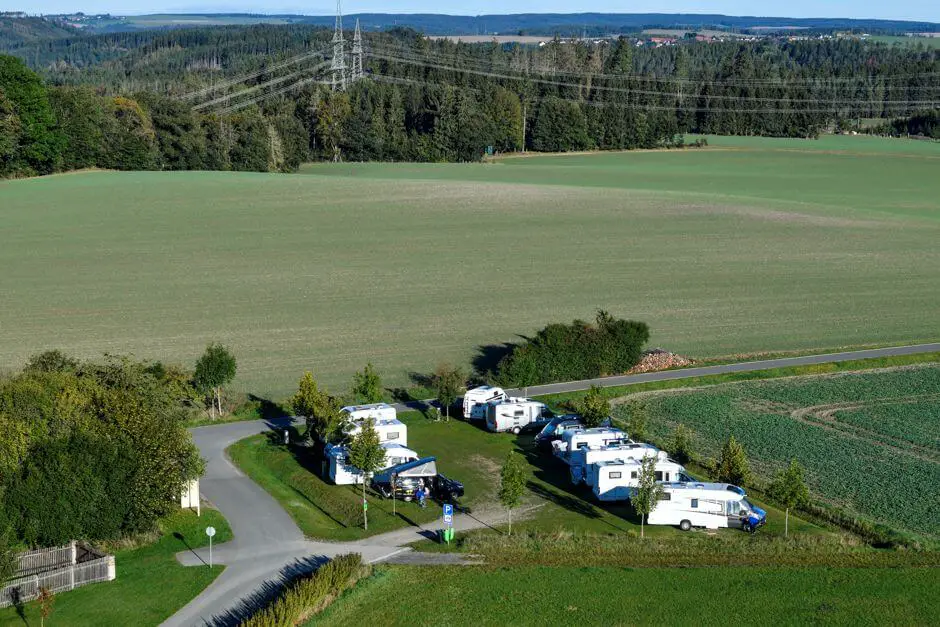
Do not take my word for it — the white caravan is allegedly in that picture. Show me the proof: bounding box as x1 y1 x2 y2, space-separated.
591 455 692 502
647 482 767 531
325 442 419 485
552 427 626 464
485 398 550 434
462 386 507 420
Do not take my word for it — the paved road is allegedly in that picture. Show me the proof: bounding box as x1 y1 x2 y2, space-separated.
165 419 511 626
166 342 940 624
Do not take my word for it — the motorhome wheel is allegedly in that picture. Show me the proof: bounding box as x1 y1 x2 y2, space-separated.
512 426 521 435
743 521 753 533
679 520 692 532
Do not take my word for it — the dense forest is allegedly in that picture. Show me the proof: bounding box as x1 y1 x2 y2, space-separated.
1 24 938 177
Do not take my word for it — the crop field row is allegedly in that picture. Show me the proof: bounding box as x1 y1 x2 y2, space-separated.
621 365 940 537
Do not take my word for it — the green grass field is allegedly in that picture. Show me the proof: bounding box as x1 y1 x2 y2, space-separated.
229 411 822 541
1 135 938 395
315 565 940 626
623 364 940 539
0 508 230 627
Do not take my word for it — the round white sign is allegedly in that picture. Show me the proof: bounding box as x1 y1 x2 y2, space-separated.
206 526 216 538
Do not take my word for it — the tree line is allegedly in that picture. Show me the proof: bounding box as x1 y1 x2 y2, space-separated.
3 28 937 177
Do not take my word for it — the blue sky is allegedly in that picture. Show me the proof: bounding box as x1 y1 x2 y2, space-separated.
14 2 940 23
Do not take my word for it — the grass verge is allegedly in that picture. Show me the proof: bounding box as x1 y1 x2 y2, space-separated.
0 508 231 627
315 564 940 626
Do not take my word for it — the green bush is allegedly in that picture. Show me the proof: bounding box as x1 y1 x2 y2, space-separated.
239 554 367 627
495 311 649 386
4 433 137 546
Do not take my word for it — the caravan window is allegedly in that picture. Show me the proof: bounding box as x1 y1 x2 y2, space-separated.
609 471 622 479
691 498 699 509
654 471 663 481
630 471 638 479
664 472 670 482
577 443 589 450
514 410 524 417
658 492 671 501
386 432 399 440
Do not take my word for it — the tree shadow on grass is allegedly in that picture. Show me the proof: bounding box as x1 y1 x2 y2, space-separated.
248 394 289 421
470 341 519 381
520 437 635 533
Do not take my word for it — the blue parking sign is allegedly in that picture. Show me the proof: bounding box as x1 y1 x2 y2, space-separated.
443 504 454 524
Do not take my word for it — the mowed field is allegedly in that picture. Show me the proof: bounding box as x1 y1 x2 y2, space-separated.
1 135 938 395
624 364 940 539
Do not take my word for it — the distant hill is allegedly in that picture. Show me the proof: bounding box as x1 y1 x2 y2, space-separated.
46 12 940 37
0 15 78 46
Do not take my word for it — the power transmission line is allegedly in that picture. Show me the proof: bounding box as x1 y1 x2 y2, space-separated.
369 50 939 107
179 44 331 102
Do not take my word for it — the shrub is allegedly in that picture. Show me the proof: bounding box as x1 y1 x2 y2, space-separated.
239 554 367 627
495 311 649 386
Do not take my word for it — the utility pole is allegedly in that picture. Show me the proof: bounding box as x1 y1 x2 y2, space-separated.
351 18 363 82
330 0 346 91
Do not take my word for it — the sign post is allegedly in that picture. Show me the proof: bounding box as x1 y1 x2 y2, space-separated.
391 472 397 518
443 504 454 544
205 526 216 567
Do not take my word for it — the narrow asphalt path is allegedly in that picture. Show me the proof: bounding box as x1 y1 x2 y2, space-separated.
165 342 940 625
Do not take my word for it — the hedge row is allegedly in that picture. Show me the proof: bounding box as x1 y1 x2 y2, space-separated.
239 553 367 627
495 311 649 387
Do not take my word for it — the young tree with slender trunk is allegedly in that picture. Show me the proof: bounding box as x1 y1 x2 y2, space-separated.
347 419 385 531
716 435 751 487
768 459 810 537
576 385 610 428
193 343 236 418
626 401 648 442
433 364 464 421
351 363 383 404
669 423 695 465
498 451 526 536
633 453 664 538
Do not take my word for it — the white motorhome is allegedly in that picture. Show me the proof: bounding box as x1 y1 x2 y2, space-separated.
462 386 507 420
341 403 397 424
485 398 550 434
324 442 419 485
591 455 692 502
342 403 408 446
552 427 626 464
569 442 661 485
647 482 767 531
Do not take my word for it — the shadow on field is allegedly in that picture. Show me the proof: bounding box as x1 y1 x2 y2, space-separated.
208 555 330 626
471 341 521 380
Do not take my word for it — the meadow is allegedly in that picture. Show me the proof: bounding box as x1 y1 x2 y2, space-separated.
315 565 940 626
1 135 938 394
621 364 940 539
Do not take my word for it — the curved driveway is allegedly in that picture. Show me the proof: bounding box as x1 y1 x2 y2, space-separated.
165 342 940 625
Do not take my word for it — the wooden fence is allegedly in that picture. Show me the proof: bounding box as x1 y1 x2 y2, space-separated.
0 543 115 608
